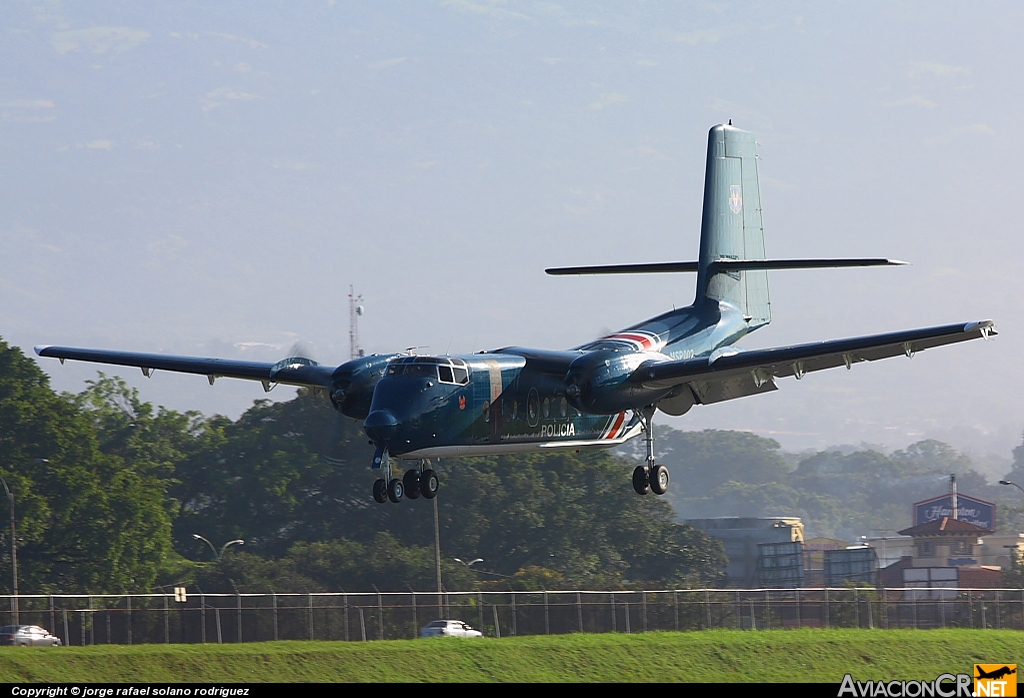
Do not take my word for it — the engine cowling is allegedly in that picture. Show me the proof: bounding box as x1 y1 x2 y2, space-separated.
329 354 399 420
564 349 664 415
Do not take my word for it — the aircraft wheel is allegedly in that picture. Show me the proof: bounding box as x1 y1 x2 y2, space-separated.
649 464 670 495
403 469 421 499
420 469 439 499
632 465 650 495
372 479 388 503
388 478 405 503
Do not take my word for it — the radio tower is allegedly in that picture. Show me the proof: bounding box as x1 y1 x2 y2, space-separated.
349 286 365 359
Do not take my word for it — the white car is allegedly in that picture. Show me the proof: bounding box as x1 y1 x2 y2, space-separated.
420 620 484 638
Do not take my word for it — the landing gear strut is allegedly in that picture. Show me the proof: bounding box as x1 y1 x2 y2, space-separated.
632 406 670 496
371 449 438 504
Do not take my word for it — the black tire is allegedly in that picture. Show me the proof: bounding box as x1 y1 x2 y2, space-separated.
420 469 439 499
632 465 650 495
403 469 421 499
372 478 388 503
649 464 670 495
388 478 405 503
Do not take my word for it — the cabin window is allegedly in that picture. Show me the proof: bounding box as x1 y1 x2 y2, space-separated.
560 397 568 418
438 365 454 383
452 366 469 384
542 397 550 419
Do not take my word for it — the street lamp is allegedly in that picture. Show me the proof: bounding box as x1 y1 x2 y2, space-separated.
453 557 483 569
999 480 1024 496
0 459 48 625
192 534 244 560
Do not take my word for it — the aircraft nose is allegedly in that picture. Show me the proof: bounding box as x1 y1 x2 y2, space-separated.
364 409 400 443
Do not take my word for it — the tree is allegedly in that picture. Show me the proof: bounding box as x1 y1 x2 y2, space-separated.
0 340 176 592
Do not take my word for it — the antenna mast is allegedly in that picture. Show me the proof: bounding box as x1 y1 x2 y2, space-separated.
349 286 364 359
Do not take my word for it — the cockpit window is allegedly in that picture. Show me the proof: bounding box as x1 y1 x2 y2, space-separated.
386 356 470 384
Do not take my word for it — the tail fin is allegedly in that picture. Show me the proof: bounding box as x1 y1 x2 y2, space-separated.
695 124 770 329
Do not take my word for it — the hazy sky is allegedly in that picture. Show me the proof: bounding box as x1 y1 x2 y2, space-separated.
3 1 1022 460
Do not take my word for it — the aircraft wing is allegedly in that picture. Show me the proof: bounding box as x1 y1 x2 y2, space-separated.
34 345 337 390
638 321 996 401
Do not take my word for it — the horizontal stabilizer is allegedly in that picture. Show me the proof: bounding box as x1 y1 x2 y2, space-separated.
546 258 906 276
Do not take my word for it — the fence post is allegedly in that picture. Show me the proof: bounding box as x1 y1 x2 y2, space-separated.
411 591 417 639
854 588 859 629
88 597 94 645
673 590 678 632
867 590 873 629
63 608 69 646
968 589 973 628
478 592 484 635
272 592 279 641
544 591 550 635
49 596 55 641
882 587 888 629
358 607 366 642
106 603 111 645
980 591 987 630
308 593 314 641
577 592 583 633
236 593 242 643
344 593 350 642
80 610 85 647
795 588 801 628
705 589 712 630
624 596 631 634
127 595 132 645
764 590 770 631
824 588 830 629
201 593 206 643
492 604 501 639
511 592 517 636
376 590 384 640
611 593 616 633
163 594 169 644
641 591 647 633
215 607 223 644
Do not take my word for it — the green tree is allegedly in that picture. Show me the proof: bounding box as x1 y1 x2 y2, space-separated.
0 340 175 592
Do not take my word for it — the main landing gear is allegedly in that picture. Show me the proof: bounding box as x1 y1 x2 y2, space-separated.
632 406 670 497
372 448 438 504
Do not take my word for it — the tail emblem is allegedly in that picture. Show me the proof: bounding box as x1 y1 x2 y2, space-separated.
729 185 743 214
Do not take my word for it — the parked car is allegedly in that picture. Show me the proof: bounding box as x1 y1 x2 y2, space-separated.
0 625 62 646
420 620 483 638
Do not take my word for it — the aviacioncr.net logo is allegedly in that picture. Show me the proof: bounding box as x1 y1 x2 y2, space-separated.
838 673 973 697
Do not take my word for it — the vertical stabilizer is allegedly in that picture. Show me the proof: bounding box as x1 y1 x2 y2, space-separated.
694 124 771 329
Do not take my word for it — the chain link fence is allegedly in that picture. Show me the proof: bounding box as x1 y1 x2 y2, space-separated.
3 588 1023 645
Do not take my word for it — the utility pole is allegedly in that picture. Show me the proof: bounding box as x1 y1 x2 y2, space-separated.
349 286 364 359
434 492 443 618
0 476 17 625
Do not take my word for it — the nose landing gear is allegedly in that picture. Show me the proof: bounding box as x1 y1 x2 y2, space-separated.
371 448 439 504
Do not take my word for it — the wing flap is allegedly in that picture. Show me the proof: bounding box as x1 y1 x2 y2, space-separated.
639 320 996 393
34 345 337 388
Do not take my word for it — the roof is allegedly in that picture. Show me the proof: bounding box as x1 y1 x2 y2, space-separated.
898 516 993 537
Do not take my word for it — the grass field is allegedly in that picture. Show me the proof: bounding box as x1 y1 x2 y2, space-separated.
0 629 1020 682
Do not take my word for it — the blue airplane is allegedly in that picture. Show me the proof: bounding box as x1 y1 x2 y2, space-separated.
36 124 996 504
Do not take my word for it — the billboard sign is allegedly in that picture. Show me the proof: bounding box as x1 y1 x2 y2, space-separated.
913 494 995 531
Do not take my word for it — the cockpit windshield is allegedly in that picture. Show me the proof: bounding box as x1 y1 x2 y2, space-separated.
385 356 469 385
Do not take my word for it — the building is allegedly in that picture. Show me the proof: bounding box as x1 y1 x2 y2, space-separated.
876 516 1002 591
686 517 804 587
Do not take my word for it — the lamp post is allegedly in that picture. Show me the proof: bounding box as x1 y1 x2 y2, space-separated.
999 480 1024 496
0 459 48 626
453 557 483 570
192 534 244 560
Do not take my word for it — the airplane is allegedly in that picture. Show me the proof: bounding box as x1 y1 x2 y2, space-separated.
35 123 996 505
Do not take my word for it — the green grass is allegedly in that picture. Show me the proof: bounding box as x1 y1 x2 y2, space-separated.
0 629 1020 682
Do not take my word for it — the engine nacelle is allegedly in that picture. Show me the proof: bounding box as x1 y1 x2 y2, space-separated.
564 349 665 415
329 353 399 420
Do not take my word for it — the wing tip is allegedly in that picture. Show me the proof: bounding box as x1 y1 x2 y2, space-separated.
34 345 52 356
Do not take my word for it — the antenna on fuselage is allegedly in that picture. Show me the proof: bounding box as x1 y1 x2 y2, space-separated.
349 285 365 359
